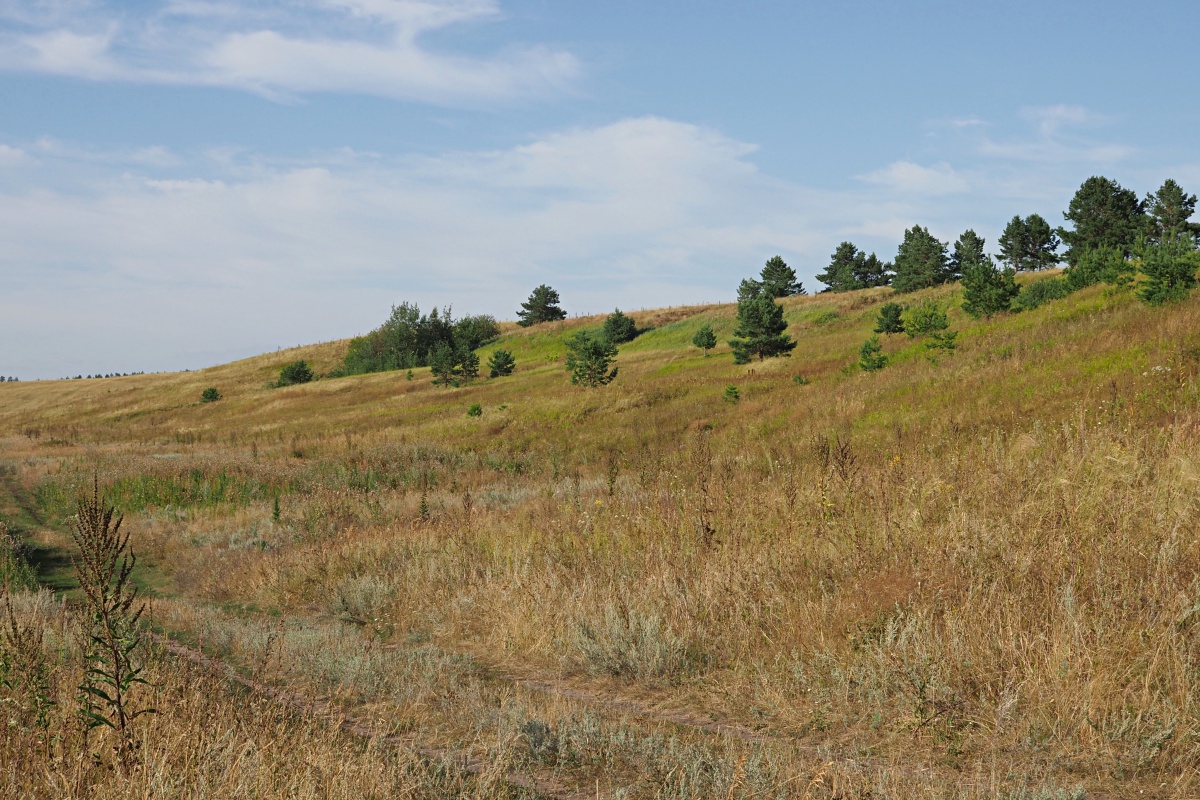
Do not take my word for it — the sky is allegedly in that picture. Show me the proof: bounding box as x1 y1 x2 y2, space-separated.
2 0 1199 379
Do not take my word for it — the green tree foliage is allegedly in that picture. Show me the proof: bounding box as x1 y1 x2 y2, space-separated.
1060 176 1146 266
564 332 618 387
602 309 638 344
428 342 459 387
859 336 887 372
341 303 499 375
1013 276 1073 311
487 349 516 378
961 257 1019 319
276 360 314 387
458 347 480 380
729 294 796 364
891 226 951 292
759 256 806 297
817 242 891 292
874 302 905 334
903 299 949 338
453 314 504 351
737 278 763 302
954 230 1018 318
998 214 1061 271
902 299 957 352
199 387 221 403
1145 179 1200 245
948 229 986 282
1065 245 1134 290
1138 236 1200 305
691 323 717 356
517 284 567 327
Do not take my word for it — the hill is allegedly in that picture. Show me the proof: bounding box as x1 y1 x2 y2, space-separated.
2 275 1199 798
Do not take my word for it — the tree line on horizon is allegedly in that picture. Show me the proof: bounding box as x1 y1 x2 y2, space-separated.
254 174 1198 395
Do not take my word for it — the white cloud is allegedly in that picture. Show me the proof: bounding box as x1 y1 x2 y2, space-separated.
0 0 579 104
857 160 970 196
979 104 1131 164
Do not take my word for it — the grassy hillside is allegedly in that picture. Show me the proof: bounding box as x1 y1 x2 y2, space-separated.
2 274 1200 798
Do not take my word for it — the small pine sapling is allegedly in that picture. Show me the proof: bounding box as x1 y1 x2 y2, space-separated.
487 349 516 378
691 324 717 356
874 302 905 334
859 336 888 372
200 387 221 403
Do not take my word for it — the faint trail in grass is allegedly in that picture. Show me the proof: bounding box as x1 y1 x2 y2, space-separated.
151 632 596 800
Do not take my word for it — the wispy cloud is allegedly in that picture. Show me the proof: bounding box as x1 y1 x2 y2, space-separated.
0 0 580 104
980 104 1132 163
857 160 970 196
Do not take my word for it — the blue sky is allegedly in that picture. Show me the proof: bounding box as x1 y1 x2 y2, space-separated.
2 0 1198 378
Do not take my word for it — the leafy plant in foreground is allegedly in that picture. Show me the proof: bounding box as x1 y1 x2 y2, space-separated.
71 484 154 772
200 387 221 403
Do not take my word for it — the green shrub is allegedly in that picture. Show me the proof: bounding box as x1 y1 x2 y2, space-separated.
792 375 811 385
199 387 221 403
276 360 314 387
565 332 618 388
602 309 638 344
467 403 482 417
723 384 740 403
1014 276 1073 311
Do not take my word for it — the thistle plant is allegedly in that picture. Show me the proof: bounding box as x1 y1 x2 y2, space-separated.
70 483 154 771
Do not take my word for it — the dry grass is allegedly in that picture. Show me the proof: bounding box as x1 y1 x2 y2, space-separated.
3 277 1200 796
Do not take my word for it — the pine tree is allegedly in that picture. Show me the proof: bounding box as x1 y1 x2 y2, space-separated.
729 294 795 363
816 242 862 292
1138 236 1200 305
760 256 805 297
891 226 950 292
691 324 717 356
874 302 905 334
948 229 987 283
428 342 459 387
1061 176 1146 266
1145 179 1200 245
961 256 1019 318
859 337 887 372
487 349 516 378
817 242 891 292
517 284 567 327
564 332 618 387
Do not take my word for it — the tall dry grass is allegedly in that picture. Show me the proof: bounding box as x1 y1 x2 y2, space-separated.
3 280 1200 796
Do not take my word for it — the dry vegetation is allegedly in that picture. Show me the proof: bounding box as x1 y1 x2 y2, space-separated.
3 276 1200 798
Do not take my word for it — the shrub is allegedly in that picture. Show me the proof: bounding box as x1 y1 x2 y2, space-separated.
1013 276 1073 311
792 375 811 385
902 299 949 338
602 309 638 344
467 403 482 417
200 387 221 403
723 384 740 403
1138 236 1200 305
276 360 314 387
487 349 516 378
